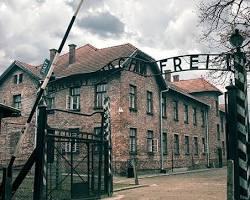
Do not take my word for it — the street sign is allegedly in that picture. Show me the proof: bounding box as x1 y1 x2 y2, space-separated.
40 59 51 75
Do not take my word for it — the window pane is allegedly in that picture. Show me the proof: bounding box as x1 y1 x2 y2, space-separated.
130 128 137 153
163 133 167 154
129 85 136 109
184 105 188 123
173 101 178 120
95 84 107 108
13 94 21 109
147 131 153 153
174 134 179 154
185 136 189 154
193 107 197 125
147 91 153 113
194 137 198 155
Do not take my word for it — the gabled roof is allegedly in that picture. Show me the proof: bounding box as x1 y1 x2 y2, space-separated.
54 43 137 77
167 81 210 107
172 78 222 95
0 60 41 85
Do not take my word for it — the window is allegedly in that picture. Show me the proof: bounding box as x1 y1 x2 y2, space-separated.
193 137 198 155
174 134 179 155
95 84 107 108
215 100 219 116
64 128 79 153
201 110 205 127
14 73 23 84
173 101 178 121
66 87 80 110
184 136 190 155
184 104 188 123
217 124 220 141
147 130 153 153
127 56 147 75
147 91 153 114
220 115 224 132
129 85 137 111
162 96 167 118
222 141 225 156
193 107 197 125
129 128 137 154
202 137 206 154
47 94 55 109
162 132 167 154
13 94 21 109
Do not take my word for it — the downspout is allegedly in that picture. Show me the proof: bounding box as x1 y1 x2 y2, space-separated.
205 108 210 167
160 88 169 172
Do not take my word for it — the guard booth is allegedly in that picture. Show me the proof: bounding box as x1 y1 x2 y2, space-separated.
0 103 20 133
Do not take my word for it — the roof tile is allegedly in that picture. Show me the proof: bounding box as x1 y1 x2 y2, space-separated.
172 78 222 94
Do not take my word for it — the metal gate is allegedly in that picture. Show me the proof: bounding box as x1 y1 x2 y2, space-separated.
45 127 106 200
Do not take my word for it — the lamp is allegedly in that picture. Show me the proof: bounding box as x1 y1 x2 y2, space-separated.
229 29 244 48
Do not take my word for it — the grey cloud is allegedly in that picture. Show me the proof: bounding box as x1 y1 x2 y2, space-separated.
66 0 105 10
77 11 125 38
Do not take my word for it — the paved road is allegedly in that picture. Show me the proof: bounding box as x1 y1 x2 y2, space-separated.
106 168 226 200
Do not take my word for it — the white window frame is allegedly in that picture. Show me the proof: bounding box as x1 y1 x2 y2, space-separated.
14 73 23 84
184 135 190 155
66 87 80 110
147 130 154 153
64 129 79 153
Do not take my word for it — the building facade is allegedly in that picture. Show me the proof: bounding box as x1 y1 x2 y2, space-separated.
0 43 226 174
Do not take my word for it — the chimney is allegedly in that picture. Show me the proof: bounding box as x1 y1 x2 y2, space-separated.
49 49 57 62
173 75 179 82
164 70 171 82
68 44 77 64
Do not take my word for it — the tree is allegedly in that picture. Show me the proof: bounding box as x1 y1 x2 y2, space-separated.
198 0 250 85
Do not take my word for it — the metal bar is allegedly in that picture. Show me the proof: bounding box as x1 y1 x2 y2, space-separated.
87 143 90 192
47 108 103 117
98 113 104 195
33 105 47 200
91 144 94 192
70 137 73 199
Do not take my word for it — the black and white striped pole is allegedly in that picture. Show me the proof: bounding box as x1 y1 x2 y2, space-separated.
13 0 85 158
103 97 113 196
230 29 249 200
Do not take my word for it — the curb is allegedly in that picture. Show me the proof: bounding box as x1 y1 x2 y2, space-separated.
114 167 225 184
114 184 149 192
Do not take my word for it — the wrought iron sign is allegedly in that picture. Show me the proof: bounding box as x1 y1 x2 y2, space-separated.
100 53 233 75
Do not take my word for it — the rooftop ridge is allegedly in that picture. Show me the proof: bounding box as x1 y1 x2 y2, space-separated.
98 43 137 50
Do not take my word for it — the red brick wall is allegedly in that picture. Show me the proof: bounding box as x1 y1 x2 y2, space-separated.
0 67 38 164
191 92 226 167
0 65 224 173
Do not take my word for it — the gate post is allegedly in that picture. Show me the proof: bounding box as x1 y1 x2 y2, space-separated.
225 84 238 199
229 29 249 199
103 97 113 196
33 105 47 200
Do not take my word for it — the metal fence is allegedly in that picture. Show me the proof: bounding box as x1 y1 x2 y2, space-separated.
45 127 106 200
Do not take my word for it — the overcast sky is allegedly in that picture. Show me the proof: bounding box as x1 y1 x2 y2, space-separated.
0 0 232 86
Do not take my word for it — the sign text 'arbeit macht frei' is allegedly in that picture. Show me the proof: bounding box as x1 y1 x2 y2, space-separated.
101 53 233 74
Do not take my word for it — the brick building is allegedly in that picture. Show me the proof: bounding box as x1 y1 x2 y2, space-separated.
0 43 226 173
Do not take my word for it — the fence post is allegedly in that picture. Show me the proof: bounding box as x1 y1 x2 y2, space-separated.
33 105 47 200
227 160 234 200
225 84 238 199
